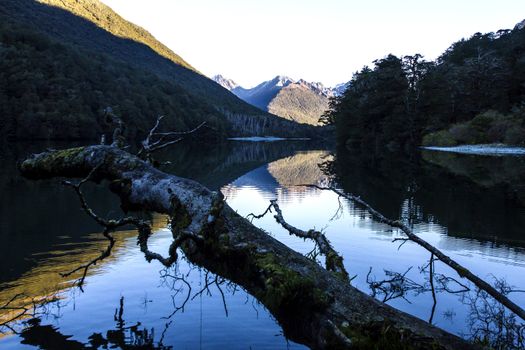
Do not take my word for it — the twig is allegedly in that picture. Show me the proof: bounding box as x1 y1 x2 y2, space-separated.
429 253 437 324
139 116 206 158
60 227 115 292
137 224 203 267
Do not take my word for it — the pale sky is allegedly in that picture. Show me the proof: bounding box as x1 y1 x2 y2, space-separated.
101 0 524 88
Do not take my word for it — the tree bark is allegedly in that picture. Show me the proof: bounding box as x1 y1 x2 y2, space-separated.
19 145 478 349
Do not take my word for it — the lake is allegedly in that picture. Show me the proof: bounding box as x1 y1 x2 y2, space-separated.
1 140 524 349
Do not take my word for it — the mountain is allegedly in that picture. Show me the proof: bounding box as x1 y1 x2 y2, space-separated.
212 75 238 91
266 83 331 125
0 0 313 140
333 82 351 96
213 75 340 125
515 19 525 31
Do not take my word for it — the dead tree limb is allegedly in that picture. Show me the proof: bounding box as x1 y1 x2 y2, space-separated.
138 116 206 158
248 200 349 281
19 146 478 349
303 185 525 323
59 159 204 289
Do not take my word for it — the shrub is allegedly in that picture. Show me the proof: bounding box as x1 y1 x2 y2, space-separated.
422 130 457 146
470 110 500 131
504 127 525 146
487 118 513 143
449 123 478 144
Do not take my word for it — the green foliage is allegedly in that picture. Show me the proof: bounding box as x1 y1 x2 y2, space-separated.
0 19 224 140
328 24 525 148
0 0 259 117
421 131 458 147
327 55 413 149
423 109 525 146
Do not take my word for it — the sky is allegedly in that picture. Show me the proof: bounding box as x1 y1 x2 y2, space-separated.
100 0 525 88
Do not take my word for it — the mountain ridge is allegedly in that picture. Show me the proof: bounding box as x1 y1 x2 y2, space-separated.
213 75 349 125
0 0 317 139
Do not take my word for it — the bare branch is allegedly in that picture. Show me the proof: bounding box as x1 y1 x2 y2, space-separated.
246 203 273 222
367 267 427 303
160 269 192 319
60 227 115 292
0 293 63 334
152 121 207 137
61 163 179 288
143 115 165 147
139 117 206 159
250 200 349 281
0 294 31 332
304 184 525 322
137 223 203 267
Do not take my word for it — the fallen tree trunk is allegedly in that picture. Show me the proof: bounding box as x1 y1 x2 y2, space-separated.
19 145 477 349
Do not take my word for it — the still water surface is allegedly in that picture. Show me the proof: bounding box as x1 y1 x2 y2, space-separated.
1 141 524 349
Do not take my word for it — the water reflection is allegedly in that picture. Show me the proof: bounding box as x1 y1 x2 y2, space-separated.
335 147 525 248
1 141 314 349
1 225 305 349
1 141 525 348
0 141 126 284
20 297 172 350
221 145 525 345
222 150 332 203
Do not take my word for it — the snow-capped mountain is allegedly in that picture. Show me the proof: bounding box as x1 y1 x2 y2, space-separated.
212 75 349 125
212 74 238 91
232 75 297 111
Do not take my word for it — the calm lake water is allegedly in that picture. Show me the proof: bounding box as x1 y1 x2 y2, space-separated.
1 140 525 349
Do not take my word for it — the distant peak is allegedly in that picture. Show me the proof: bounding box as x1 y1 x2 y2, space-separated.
212 74 238 90
333 81 351 96
515 19 525 30
273 75 295 86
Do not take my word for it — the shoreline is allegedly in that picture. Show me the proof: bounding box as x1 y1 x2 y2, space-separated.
422 144 525 156
228 136 311 142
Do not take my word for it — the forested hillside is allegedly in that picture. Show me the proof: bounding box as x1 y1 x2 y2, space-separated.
0 20 223 139
324 22 525 149
0 0 315 140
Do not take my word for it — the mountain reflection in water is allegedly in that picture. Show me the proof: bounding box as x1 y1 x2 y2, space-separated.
1 140 524 349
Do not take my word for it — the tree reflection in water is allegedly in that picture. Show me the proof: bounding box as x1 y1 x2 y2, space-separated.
3 264 267 350
19 297 172 349
366 267 525 349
